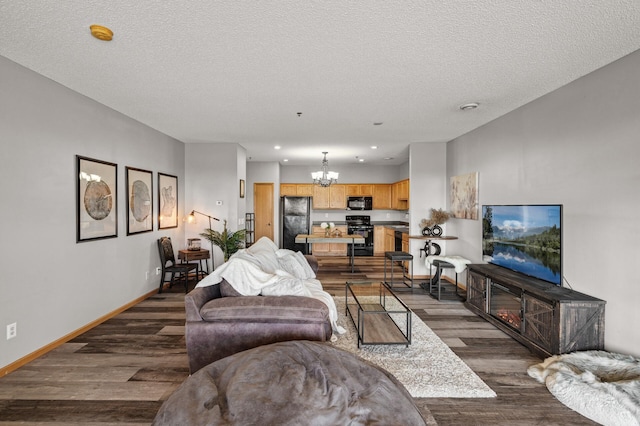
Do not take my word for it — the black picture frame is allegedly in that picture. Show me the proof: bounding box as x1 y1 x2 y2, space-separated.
126 166 153 235
158 172 178 229
76 155 118 242
240 179 245 198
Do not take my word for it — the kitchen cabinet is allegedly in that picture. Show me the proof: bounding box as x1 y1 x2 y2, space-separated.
391 179 409 210
280 184 297 196
384 227 395 252
312 185 346 209
373 225 386 255
281 182 402 210
345 184 373 196
310 226 348 256
280 184 314 197
402 232 409 253
372 184 392 209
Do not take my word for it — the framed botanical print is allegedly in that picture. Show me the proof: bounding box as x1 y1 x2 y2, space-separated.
239 179 245 198
158 172 178 229
126 166 153 235
76 155 118 242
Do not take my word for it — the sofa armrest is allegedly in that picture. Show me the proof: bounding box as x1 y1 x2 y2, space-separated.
185 285 221 322
304 254 319 274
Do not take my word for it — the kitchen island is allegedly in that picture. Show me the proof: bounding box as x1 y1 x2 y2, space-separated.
295 234 365 273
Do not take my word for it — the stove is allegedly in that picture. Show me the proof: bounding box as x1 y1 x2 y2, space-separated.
345 215 374 256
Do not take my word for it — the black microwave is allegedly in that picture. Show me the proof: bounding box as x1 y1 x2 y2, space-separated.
346 196 372 210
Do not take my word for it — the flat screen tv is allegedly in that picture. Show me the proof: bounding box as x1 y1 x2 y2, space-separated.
482 204 562 285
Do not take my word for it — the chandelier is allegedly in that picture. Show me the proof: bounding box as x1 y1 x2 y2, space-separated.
311 152 339 187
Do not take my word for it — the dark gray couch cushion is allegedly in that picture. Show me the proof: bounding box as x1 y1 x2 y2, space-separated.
200 295 330 325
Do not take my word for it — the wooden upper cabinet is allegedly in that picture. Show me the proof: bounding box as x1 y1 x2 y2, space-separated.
345 185 360 196
372 184 392 209
296 184 314 196
280 184 297 196
312 186 330 208
280 183 314 197
329 185 346 209
284 181 403 210
391 179 410 210
346 184 374 196
313 185 346 209
397 179 409 200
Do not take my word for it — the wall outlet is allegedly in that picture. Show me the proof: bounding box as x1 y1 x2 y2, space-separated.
6 323 16 340
155 267 161 275
386 213 390 218
325 213 329 218
238 217 245 226
145 271 149 280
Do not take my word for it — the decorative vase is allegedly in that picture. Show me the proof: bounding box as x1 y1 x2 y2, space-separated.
324 228 331 237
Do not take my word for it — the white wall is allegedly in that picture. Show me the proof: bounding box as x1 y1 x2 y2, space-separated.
280 164 403 183
446 50 640 357
184 143 246 268
0 56 186 369
408 142 447 275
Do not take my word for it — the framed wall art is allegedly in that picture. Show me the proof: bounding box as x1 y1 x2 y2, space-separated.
126 166 153 235
239 179 245 198
450 171 479 220
76 155 118 242
158 172 178 229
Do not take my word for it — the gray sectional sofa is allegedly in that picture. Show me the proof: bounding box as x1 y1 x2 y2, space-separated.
184 249 333 374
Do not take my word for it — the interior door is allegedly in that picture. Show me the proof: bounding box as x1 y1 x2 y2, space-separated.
254 183 274 242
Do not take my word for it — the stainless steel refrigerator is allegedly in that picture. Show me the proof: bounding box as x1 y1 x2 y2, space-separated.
281 196 311 254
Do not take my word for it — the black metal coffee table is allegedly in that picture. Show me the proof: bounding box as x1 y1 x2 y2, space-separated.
345 281 412 348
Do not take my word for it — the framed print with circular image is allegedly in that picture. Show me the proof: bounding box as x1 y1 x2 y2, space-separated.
126 166 153 235
76 155 118 242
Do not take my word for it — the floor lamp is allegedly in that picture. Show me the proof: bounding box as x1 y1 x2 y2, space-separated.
188 210 220 272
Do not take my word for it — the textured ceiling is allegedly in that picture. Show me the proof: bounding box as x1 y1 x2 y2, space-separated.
1 1 640 166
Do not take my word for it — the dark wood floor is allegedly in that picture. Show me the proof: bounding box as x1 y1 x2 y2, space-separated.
0 256 596 425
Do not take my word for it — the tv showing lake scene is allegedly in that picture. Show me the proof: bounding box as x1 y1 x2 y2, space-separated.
482 204 562 285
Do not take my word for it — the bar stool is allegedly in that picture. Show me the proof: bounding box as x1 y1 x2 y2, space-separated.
384 251 414 291
428 259 458 300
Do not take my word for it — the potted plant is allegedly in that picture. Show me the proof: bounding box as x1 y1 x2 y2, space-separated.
200 219 246 262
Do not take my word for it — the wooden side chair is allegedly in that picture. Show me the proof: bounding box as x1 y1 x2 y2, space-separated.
157 237 199 293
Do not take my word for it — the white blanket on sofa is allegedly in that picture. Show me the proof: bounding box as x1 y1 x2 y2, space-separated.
196 238 345 335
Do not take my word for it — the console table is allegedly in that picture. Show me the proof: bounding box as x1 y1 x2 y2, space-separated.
466 264 605 358
295 234 365 273
178 249 210 279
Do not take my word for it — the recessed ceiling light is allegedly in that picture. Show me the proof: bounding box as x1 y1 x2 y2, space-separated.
274 145 281 150
384 157 394 161
90 25 113 41
459 102 479 111
283 159 288 162
358 158 364 162
371 146 378 149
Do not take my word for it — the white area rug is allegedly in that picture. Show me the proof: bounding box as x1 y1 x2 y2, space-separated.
528 351 640 426
331 297 496 398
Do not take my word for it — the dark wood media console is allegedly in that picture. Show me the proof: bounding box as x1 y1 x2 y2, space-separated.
465 264 605 358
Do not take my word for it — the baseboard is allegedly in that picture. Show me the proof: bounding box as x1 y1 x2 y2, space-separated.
0 288 159 377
